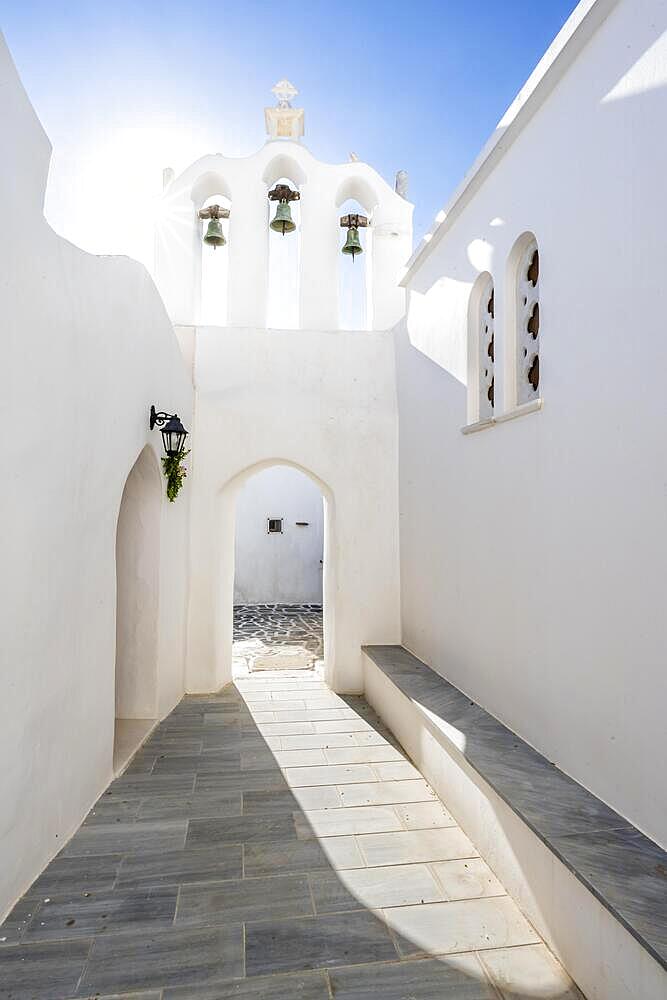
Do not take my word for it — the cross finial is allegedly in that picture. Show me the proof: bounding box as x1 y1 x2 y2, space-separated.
271 79 298 109
265 79 304 140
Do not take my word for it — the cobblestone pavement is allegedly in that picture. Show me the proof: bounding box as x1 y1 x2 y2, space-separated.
0 672 582 999
233 604 323 673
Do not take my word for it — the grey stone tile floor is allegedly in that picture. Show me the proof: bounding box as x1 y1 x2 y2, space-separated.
233 605 323 672
0 672 584 999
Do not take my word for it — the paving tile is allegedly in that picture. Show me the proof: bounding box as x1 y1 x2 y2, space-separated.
478 943 583 999
62 820 187 857
22 854 123 898
163 969 330 999
358 828 478 867
385 896 540 957
138 792 242 821
116 844 243 889
432 859 506 901
201 729 246 751
0 938 91 999
324 745 404 765
152 750 240 774
274 749 328 767
257 722 316 736
124 754 158 774
186 814 298 848
176 875 313 926
394 801 456 829
0 898 39 945
196 769 288 794
78 923 244 993
372 760 422 781
104 774 195 800
242 785 341 814
338 779 436 807
280 732 357 750
83 798 142 825
310 862 443 913
243 836 364 877
143 738 203 754
329 953 496 999
294 805 402 839
245 910 397 976
273 709 357 723
310 720 373 733
354 731 391 747
285 764 377 787
23 886 178 941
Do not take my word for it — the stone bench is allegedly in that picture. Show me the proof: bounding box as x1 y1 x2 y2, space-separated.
362 644 666 1000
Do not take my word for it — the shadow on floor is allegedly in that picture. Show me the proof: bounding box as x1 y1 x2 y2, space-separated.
0 673 583 999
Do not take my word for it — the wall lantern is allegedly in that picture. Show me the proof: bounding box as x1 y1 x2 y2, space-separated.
268 183 300 235
340 213 368 261
150 405 189 457
198 204 230 248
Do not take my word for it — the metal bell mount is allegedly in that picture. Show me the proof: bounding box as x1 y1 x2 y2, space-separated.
198 204 230 248
268 183 300 235
340 213 368 261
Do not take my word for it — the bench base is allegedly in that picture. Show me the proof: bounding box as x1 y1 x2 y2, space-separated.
363 650 666 1000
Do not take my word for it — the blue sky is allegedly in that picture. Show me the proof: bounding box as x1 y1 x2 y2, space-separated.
3 0 578 264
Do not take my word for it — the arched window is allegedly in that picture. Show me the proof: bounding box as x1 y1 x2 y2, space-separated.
200 193 231 326
468 272 495 422
514 234 540 405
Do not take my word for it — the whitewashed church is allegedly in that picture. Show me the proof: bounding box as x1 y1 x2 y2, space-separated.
1 1 666 997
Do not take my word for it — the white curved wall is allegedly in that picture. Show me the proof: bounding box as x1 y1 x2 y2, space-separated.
234 466 324 605
0 34 193 920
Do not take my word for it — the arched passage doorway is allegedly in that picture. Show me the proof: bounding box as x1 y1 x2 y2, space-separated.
114 445 161 772
210 459 336 689
232 465 325 674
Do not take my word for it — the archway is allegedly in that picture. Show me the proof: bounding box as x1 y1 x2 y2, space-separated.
233 465 325 674
214 459 336 689
114 445 161 773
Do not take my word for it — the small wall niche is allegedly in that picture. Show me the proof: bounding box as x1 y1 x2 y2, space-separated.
267 517 284 534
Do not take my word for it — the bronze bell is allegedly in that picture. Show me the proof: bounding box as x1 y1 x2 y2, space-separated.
203 217 226 248
342 226 363 259
270 199 296 235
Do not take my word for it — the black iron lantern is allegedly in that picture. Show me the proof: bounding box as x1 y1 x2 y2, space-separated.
150 405 188 457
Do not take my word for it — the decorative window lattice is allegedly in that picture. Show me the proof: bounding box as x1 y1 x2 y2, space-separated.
478 277 495 421
516 241 540 405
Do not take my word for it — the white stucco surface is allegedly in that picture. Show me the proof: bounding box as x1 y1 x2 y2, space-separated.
395 0 667 848
0 34 193 919
183 324 401 696
234 466 324 605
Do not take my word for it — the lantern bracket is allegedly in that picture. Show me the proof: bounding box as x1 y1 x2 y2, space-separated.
268 183 300 203
340 213 368 229
197 204 230 220
150 405 174 431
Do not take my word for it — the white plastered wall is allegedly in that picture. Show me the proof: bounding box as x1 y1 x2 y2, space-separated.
234 466 324 606
0 34 193 919
395 0 667 847
183 325 401 695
